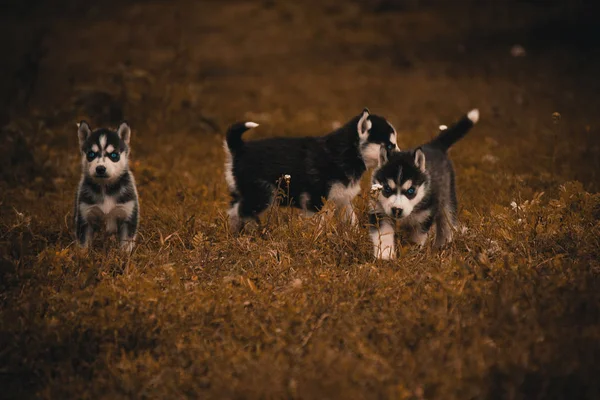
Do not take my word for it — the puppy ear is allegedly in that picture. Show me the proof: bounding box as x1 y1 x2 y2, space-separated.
77 121 91 147
414 148 426 172
357 108 372 138
117 122 131 145
378 145 388 167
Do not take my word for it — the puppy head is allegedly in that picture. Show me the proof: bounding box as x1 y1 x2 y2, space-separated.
371 148 428 219
78 121 131 183
356 108 400 168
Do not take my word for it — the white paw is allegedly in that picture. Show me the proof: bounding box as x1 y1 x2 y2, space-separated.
375 248 396 260
121 239 135 253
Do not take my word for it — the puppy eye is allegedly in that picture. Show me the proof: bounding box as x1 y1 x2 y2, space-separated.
383 185 393 196
386 144 394 150
87 151 96 159
110 152 119 160
405 187 416 197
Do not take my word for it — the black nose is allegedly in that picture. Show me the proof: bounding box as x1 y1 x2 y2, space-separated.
391 207 403 217
96 165 107 175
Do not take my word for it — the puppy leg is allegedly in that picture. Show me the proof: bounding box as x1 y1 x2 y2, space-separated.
369 217 396 260
75 210 94 248
237 186 274 232
119 219 138 254
229 191 271 234
77 222 94 248
332 201 357 226
341 203 358 226
409 214 434 247
410 229 428 247
228 202 243 233
434 210 454 249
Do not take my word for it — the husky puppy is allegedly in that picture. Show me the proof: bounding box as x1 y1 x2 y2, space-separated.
74 121 139 252
224 109 400 232
369 109 479 259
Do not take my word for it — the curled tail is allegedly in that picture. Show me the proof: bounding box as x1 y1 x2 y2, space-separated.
226 121 259 152
428 109 479 152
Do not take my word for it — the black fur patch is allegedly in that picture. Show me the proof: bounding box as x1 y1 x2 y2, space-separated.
227 111 397 220
80 128 127 154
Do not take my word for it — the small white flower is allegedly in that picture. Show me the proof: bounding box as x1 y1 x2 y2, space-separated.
439 124 448 131
370 183 383 197
284 174 291 180
510 201 518 210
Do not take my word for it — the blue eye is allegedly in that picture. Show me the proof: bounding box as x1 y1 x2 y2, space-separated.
406 187 415 195
87 151 96 159
383 185 393 196
109 152 120 162
110 153 118 159
386 144 394 150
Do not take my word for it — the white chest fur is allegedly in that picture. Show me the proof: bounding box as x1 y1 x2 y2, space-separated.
80 197 135 233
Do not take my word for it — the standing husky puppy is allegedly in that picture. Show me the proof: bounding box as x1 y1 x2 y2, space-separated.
224 109 400 232
74 121 139 252
369 109 479 259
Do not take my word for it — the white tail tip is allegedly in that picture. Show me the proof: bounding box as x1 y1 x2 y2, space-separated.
245 122 259 129
467 109 480 124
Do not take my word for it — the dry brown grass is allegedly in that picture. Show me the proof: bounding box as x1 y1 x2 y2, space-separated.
1 0 600 398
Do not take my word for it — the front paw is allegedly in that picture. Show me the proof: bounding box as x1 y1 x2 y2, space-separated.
375 247 396 260
121 239 135 254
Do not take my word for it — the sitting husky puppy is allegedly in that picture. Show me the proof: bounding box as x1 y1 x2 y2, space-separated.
74 121 139 252
224 109 400 232
369 109 479 259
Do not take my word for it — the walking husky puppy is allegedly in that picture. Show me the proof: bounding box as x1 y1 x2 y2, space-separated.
74 121 139 252
224 109 400 232
369 109 479 259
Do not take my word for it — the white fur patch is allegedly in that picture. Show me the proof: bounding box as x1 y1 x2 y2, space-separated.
328 181 361 205
468 109 480 124
106 145 114 154
92 144 99 152
227 202 241 232
371 221 395 260
328 182 360 224
223 140 236 192
387 179 397 190
99 134 107 149
361 143 382 169
245 122 259 129
401 180 413 190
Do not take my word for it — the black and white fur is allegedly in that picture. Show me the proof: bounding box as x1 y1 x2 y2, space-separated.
74 121 139 252
224 109 400 232
369 109 479 259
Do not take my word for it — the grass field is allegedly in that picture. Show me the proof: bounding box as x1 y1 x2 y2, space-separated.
1 0 600 398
